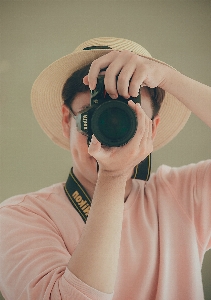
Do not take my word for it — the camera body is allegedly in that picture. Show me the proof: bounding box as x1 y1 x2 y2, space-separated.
75 75 141 147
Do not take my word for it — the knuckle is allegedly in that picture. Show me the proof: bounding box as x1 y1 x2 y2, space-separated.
130 53 139 62
105 50 120 62
90 59 100 69
110 50 120 56
120 50 133 57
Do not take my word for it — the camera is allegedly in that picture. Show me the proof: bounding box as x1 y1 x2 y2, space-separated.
75 75 141 147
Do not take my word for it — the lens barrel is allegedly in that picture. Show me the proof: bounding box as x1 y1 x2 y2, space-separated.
91 100 137 147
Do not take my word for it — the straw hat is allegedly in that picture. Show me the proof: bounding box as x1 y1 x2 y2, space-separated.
31 37 191 151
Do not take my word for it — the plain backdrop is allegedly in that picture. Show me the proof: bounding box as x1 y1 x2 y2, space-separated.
0 1 211 299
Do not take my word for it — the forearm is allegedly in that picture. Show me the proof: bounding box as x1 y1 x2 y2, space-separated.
161 67 211 128
67 171 126 294
67 93 154 294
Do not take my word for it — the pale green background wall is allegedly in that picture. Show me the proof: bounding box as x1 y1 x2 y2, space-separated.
0 0 210 299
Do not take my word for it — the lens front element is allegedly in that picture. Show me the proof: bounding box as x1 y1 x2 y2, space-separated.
91 101 137 147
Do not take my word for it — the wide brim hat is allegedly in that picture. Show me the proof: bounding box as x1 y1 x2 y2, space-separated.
31 37 191 151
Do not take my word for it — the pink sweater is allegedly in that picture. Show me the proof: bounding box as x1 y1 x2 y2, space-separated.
0 161 211 300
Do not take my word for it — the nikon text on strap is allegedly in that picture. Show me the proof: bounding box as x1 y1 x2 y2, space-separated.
64 168 92 223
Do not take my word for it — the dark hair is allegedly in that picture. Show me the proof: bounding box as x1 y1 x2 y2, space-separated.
62 64 165 118
146 86 165 118
62 64 91 109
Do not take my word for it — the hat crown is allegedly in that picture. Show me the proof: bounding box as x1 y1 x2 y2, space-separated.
73 37 152 58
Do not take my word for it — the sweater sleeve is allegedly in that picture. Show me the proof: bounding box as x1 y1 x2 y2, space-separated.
158 160 211 251
0 197 113 300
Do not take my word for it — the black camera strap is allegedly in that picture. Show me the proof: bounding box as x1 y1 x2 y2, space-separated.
133 154 151 181
64 155 151 223
64 168 91 223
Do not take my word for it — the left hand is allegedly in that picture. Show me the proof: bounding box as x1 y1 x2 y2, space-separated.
83 50 170 98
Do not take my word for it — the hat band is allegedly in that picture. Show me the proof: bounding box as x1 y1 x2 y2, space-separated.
83 45 112 50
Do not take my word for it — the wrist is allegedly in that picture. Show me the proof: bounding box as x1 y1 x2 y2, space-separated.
97 167 132 181
159 66 180 91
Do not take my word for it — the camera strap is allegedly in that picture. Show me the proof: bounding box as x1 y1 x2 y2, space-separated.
132 154 151 181
64 168 91 223
64 154 151 223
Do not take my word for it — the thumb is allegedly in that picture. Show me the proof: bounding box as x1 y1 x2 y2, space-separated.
88 135 101 156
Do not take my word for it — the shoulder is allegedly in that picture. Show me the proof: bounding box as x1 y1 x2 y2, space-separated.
0 182 73 238
151 159 211 184
0 183 66 211
141 160 211 200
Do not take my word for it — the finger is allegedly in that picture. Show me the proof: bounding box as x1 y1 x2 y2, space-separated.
128 68 147 97
103 67 119 99
117 54 146 98
88 135 101 156
116 63 136 99
133 103 153 156
136 103 148 144
146 117 153 153
88 51 119 90
127 99 136 110
104 51 137 99
128 101 146 143
138 111 153 155
83 75 89 86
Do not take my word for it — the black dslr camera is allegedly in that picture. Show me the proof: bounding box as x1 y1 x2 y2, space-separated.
75 75 141 147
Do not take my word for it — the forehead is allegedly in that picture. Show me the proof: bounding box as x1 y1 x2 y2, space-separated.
71 88 153 118
71 91 91 114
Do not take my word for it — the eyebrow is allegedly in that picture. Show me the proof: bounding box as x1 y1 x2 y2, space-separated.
70 104 90 117
78 104 90 112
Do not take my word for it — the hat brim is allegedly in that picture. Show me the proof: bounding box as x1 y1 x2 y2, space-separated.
31 49 191 151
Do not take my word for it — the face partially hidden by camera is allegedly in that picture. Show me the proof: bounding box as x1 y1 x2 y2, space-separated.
62 87 160 190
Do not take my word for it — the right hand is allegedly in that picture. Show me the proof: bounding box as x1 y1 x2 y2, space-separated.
88 100 153 179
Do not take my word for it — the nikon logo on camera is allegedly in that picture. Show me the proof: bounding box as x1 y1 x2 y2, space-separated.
82 114 88 131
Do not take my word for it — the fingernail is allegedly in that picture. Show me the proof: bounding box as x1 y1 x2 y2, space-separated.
128 100 135 105
110 94 118 99
91 135 98 144
89 81 96 90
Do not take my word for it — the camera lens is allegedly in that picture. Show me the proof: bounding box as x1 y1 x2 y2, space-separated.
91 100 137 147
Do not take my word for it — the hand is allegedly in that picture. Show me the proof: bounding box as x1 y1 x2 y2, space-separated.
83 50 171 99
88 100 153 178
